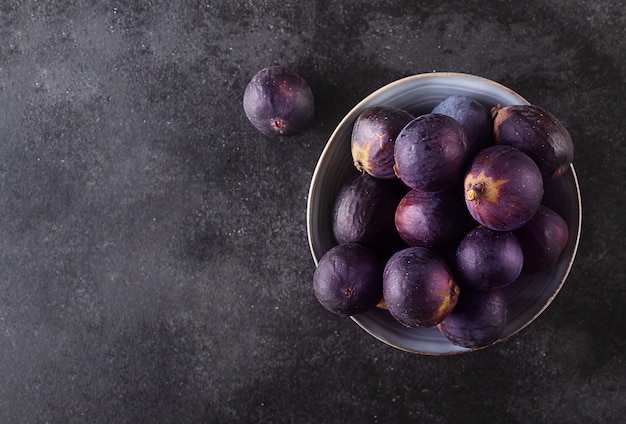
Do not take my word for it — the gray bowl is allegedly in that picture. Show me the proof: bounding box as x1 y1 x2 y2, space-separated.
307 72 582 355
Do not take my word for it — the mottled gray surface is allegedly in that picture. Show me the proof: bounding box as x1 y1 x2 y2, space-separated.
0 1 624 423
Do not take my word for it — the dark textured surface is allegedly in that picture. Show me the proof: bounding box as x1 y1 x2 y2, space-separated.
0 1 624 422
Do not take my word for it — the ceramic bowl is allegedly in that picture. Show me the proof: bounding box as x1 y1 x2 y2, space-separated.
307 72 582 355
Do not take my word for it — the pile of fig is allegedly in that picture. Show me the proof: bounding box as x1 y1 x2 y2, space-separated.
313 95 574 349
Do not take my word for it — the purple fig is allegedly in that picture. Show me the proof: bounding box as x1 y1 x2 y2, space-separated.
313 243 383 316
432 95 493 157
464 145 543 231
493 104 574 179
455 225 524 291
351 106 415 179
393 113 469 192
514 205 569 273
383 247 459 328
243 66 314 136
332 173 405 252
395 187 475 250
438 288 508 348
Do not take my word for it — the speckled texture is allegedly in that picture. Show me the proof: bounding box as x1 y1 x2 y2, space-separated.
0 1 624 422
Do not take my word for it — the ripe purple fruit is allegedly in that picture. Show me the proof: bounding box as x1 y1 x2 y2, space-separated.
332 173 405 251
493 104 574 179
313 243 383 316
438 288 508 348
432 95 493 157
351 106 415 179
455 225 524 291
243 66 314 136
514 205 569 273
383 247 459 328
395 187 475 250
393 113 468 192
464 145 543 231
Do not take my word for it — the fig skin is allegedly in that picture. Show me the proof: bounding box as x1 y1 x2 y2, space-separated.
383 247 460 328
313 243 383 316
493 104 574 180
438 288 508 349
395 187 476 250
464 145 543 231
351 106 415 179
432 95 493 158
455 225 524 291
514 205 569 273
243 66 314 136
332 173 405 252
393 113 469 192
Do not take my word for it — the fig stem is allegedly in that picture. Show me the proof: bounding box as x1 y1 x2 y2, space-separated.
466 188 478 202
466 182 484 202
491 104 503 119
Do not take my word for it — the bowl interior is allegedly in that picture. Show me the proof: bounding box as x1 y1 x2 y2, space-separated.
307 72 581 355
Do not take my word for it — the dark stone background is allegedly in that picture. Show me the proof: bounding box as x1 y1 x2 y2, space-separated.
0 1 624 423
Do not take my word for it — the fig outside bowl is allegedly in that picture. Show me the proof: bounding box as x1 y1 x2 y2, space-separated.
306 72 582 355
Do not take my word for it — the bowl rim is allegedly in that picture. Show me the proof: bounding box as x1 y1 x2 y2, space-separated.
306 72 582 355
